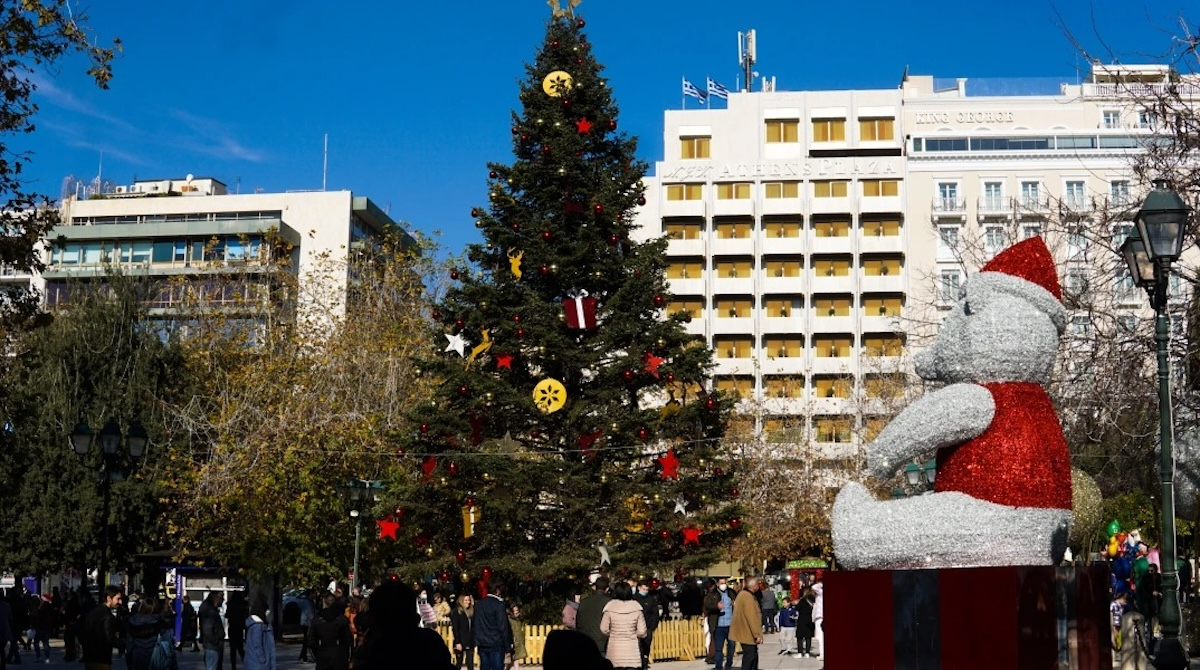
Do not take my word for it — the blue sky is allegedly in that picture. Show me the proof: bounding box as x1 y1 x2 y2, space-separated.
16 0 1192 253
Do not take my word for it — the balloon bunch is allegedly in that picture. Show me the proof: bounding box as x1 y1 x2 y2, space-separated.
1105 521 1158 596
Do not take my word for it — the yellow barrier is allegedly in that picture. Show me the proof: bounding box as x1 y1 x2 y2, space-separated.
436 617 707 665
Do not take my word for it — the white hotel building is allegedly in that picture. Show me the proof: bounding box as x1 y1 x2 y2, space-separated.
632 63 1184 462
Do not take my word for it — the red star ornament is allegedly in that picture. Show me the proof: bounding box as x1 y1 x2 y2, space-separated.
376 518 400 540
495 354 514 370
657 448 681 480
643 352 666 378
682 526 702 546
575 117 593 134
421 455 437 483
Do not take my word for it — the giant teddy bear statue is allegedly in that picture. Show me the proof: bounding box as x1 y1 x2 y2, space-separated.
832 236 1073 569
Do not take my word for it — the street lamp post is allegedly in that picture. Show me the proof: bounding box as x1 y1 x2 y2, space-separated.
70 418 149 590
341 479 382 590
891 459 937 498
1119 179 1192 670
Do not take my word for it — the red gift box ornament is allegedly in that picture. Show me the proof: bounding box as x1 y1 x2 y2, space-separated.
562 290 599 330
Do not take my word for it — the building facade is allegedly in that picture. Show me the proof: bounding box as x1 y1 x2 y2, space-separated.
632 63 1189 465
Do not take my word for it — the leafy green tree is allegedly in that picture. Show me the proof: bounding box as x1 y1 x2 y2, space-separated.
386 12 739 584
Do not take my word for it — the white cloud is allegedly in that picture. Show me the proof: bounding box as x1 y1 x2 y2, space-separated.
170 110 266 163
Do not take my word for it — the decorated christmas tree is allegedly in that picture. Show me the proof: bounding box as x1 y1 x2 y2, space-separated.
383 6 740 583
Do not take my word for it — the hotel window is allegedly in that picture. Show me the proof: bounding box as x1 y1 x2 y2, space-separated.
1064 269 1090 300
763 297 798 318
1022 224 1042 240
982 181 1004 209
814 257 851 277
814 376 853 399
765 119 800 143
862 217 901 237
862 180 900 197
715 376 754 398
939 269 961 301
665 184 703 201
864 416 888 441
680 135 711 159
864 374 906 399
862 294 902 317
1102 110 1121 129
936 182 959 210
715 258 753 278
813 220 850 237
813 180 849 198
1020 181 1042 207
764 336 804 358
764 377 804 398
938 225 960 251
764 182 800 199
715 297 752 318
1110 180 1130 206
667 298 704 319
813 295 852 317
863 334 904 357
763 257 802 277
1065 180 1087 208
813 335 852 358
665 221 702 239
715 221 753 238
667 259 703 279
763 219 802 237
984 226 1006 252
861 255 902 276
814 416 854 443
714 336 754 359
859 117 895 141
1136 110 1156 129
812 118 846 142
716 182 752 200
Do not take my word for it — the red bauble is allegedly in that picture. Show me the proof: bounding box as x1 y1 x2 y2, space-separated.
643 520 653 531
541 230 553 241
457 385 470 397
517 327 527 338
465 495 475 507
622 370 635 382
665 373 676 384
714 467 724 477
705 397 718 411
450 269 460 280
650 578 661 589
731 487 740 498
511 222 521 232
730 517 742 530
432 310 441 320
637 196 647 206
576 58 583 64
551 40 560 48
448 461 459 475
520 134 529 142
419 423 429 433
593 203 604 215
531 429 541 439
653 294 665 307
489 170 497 179
440 570 451 583
609 234 620 246
659 530 670 540
455 549 466 564
481 566 493 581
577 18 586 27
608 120 617 130
455 319 465 329
562 98 572 108
513 314 522 323
539 264 549 276
471 208 481 217
637 427 650 441
541 144 552 154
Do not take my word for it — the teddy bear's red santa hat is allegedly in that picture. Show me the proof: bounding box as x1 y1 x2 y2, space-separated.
975 236 1066 333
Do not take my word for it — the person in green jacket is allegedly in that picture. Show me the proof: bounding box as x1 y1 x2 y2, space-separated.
507 603 526 667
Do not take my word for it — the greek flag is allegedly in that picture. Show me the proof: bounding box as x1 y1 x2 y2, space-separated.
682 78 706 101
707 77 730 100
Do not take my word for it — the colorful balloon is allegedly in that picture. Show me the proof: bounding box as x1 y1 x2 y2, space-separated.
1107 539 1120 557
1106 519 1121 536
1132 556 1150 582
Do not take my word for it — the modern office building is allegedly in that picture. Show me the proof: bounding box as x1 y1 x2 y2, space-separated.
632 62 1190 465
40 176 405 323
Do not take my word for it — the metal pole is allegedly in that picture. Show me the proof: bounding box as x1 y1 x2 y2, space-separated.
98 459 112 591
1152 262 1188 670
351 514 362 591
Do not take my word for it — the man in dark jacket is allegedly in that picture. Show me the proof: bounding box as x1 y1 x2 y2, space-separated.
306 593 351 670
635 582 660 670
701 579 722 664
575 577 611 657
352 581 452 670
471 581 512 670
198 593 224 670
81 586 124 670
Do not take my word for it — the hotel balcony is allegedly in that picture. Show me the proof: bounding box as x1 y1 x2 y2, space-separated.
761 197 804 217
665 277 706 296
682 318 707 338
860 314 903 333
666 238 705 257
760 357 806 376
761 397 806 416
859 234 904 254
810 396 854 416
809 273 855 294
712 198 755 218
1016 195 1051 216
810 197 853 216
859 196 903 215
710 237 755 256
810 315 856 333
713 358 756 376
711 276 755 294
810 355 854 375
977 196 1015 216
808 233 855 255
860 274 905 293
711 317 753 335
761 316 803 334
760 274 803 294
756 232 806 255
931 197 968 218
661 199 706 218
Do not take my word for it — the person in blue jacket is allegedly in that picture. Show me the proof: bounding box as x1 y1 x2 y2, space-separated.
243 598 276 670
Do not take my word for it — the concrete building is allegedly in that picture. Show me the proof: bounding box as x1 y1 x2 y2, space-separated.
40 176 404 322
632 62 1190 465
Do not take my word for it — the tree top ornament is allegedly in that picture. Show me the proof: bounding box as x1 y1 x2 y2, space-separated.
547 0 582 19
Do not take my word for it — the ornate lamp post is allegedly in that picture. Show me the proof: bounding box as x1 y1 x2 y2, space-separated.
340 479 383 590
1119 179 1192 670
891 459 937 498
71 418 149 590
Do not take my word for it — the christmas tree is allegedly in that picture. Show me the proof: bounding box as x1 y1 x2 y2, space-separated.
386 6 740 584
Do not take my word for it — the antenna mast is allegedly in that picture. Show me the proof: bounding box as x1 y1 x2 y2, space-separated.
322 134 329 191
737 29 756 92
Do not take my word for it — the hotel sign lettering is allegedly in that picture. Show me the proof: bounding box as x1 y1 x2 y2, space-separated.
661 158 899 181
913 111 1015 125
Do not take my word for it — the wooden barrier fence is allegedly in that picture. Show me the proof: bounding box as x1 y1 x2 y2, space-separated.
436 617 707 665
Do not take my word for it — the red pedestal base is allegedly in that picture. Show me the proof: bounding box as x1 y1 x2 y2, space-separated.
824 565 1111 670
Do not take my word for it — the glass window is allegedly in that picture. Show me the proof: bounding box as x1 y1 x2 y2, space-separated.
813 336 852 358
665 221 702 239
939 269 961 301
813 181 848 198
863 334 904 357
667 298 703 319
715 221 752 238
982 182 1004 210
813 257 851 277
938 225 959 250
764 336 803 358
680 136 711 159
1020 181 1042 208
862 180 899 197
763 219 801 237
764 182 800 199
153 241 175 264
667 259 703 279
861 256 902 276
714 336 753 359
923 138 968 152
864 416 888 441
1110 180 1131 206
715 259 752 278
715 297 752 318
1022 224 1041 240
862 218 901 237
859 118 895 141
813 295 852 317
81 243 102 265
812 119 846 142
59 243 80 265
864 374 906 399
763 257 802 277
1065 181 1087 207
763 297 798 318
814 416 853 443
714 376 754 398
862 294 903 317
765 119 799 143
1103 110 1121 129
716 183 752 200
665 184 703 201
985 226 1006 251
813 220 850 237
764 377 804 398
813 376 852 398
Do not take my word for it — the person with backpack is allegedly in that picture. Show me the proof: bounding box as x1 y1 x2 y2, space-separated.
242 598 275 670
127 598 168 670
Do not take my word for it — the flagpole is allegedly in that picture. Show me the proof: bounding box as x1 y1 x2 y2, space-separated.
706 77 711 109
681 76 686 109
